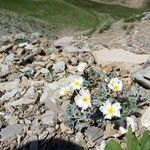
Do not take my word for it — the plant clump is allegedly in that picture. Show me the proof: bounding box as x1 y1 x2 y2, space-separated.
63 66 147 133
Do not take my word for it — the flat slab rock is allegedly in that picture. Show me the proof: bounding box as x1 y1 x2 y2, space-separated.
92 49 150 65
133 66 150 89
0 124 24 140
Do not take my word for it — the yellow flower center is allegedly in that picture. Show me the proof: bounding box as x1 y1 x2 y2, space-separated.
74 81 81 87
106 106 115 116
82 96 89 104
63 89 68 95
112 85 119 91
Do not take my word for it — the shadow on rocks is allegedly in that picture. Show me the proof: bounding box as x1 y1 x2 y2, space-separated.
17 137 84 150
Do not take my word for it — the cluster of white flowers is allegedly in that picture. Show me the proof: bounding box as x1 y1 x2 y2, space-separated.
60 76 123 119
59 76 92 111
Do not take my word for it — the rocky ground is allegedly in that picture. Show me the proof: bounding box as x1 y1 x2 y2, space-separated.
0 9 58 46
92 12 150 54
0 31 149 150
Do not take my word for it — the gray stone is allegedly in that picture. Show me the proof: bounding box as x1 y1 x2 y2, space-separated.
60 123 73 134
41 111 57 127
133 66 150 89
8 116 19 125
20 66 34 75
75 132 83 143
0 88 20 101
6 86 37 106
34 68 49 77
53 36 74 48
0 124 23 140
23 86 35 98
5 53 15 64
144 66 150 80
0 43 13 52
85 126 103 145
0 64 10 77
25 44 34 50
0 119 2 128
52 61 66 73
63 45 90 53
0 80 20 91
6 98 36 106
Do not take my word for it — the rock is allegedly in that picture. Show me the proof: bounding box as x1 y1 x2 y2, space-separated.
99 140 106 150
25 44 34 50
40 111 57 127
16 48 25 56
6 98 36 106
34 68 49 77
23 53 35 64
0 43 13 52
30 32 42 39
0 80 20 91
141 107 150 129
93 49 150 65
8 116 19 125
5 86 37 106
85 126 103 145
63 45 90 53
0 124 23 140
61 100 70 112
40 86 52 103
103 123 120 138
20 80 44 88
40 75 79 103
144 66 150 80
5 53 15 64
143 12 150 20
133 66 150 89
45 101 62 117
23 86 35 98
53 36 74 48
0 88 20 101
75 132 84 143
20 66 34 76
38 130 49 140
0 64 10 77
126 116 139 132
52 61 66 73
60 123 73 134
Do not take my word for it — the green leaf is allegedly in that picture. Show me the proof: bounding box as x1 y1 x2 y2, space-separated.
139 130 150 150
126 126 141 150
105 139 122 150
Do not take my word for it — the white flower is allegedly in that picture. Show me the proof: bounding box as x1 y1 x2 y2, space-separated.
108 78 123 92
71 77 83 90
59 86 70 96
100 101 121 119
77 62 87 72
75 89 92 110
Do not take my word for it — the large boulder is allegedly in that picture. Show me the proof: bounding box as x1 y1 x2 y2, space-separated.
93 49 150 65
